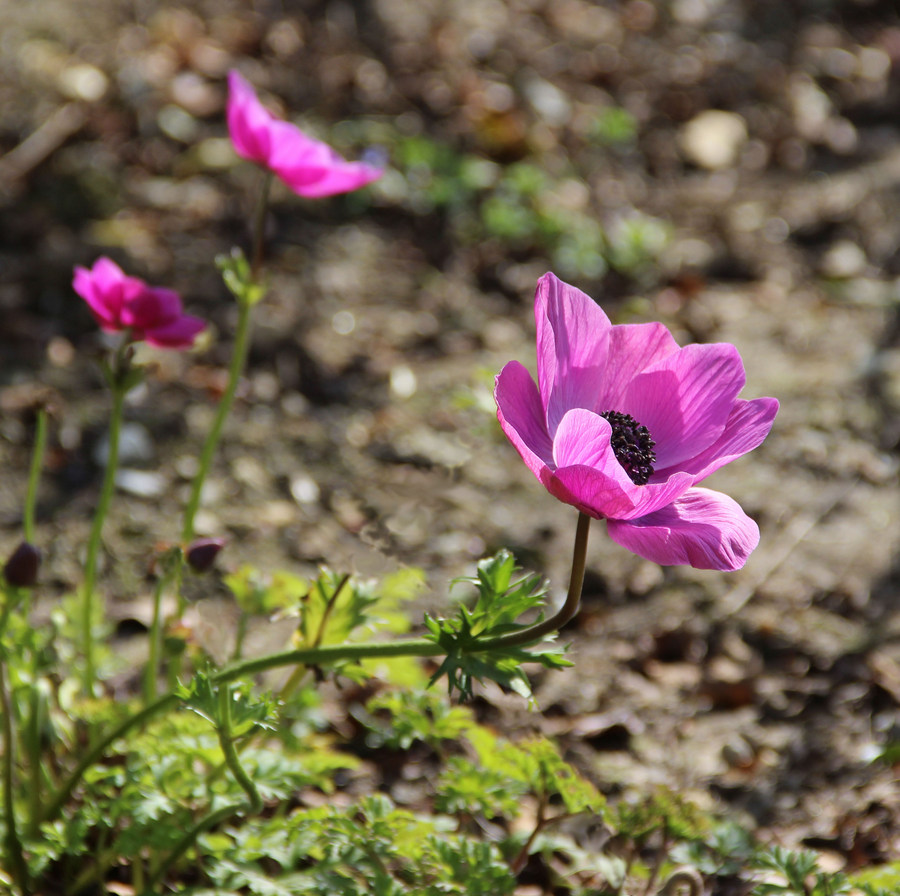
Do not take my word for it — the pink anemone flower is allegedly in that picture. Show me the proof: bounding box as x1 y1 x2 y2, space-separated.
226 70 383 198
73 257 206 349
494 273 778 571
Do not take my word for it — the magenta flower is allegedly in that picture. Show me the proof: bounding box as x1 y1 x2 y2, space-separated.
73 257 206 349
495 273 778 571
226 70 383 198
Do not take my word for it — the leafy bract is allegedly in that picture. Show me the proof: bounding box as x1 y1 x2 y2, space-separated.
424 550 571 700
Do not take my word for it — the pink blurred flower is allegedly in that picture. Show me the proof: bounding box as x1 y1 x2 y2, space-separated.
494 273 779 571
226 70 383 198
73 257 206 349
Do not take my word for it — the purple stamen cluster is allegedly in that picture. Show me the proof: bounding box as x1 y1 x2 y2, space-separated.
600 411 656 485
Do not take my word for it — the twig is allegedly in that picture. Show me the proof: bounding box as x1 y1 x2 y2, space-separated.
656 866 704 896
0 103 87 193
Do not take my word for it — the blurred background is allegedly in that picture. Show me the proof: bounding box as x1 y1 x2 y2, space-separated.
1 0 899 862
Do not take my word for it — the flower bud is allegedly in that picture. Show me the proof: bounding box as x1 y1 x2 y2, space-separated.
3 541 41 588
185 537 226 573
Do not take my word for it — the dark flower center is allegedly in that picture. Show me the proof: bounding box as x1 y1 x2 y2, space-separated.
600 410 656 485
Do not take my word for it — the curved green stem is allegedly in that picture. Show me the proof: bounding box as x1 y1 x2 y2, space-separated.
180 296 253 548
42 512 592 829
42 600 587 830
40 638 437 826
23 408 47 544
250 171 272 280
477 511 591 651
0 650 30 893
148 798 251 890
81 380 127 696
143 574 167 702
182 172 271 548
25 682 45 837
216 684 261 812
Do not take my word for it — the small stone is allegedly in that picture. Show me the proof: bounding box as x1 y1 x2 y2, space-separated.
290 474 321 505
94 423 155 467
157 105 199 143
680 110 748 170
390 365 417 399
821 240 867 278
523 76 572 126
58 63 109 102
115 469 166 498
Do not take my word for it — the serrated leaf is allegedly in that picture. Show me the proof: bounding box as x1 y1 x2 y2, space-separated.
225 566 307 616
175 671 276 737
292 570 378 649
424 550 570 700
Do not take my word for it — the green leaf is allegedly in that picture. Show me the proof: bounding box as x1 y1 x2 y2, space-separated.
225 565 308 616
610 788 709 844
175 670 276 738
424 550 571 700
364 689 475 749
216 248 267 306
852 861 900 893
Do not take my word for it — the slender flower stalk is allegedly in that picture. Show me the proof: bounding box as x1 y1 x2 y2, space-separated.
25 681 45 840
0 600 29 894
250 171 272 280
478 512 590 651
0 663 28 894
41 567 590 830
216 684 262 813
23 408 47 545
181 172 271 549
143 573 168 702
81 364 128 695
180 295 254 549
148 798 251 889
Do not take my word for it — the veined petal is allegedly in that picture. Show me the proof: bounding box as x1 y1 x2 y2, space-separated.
270 122 383 196
551 407 615 469
144 315 206 349
72 257 143 328
283 160 383 198
122 287 183 329
495 360 554 478
550 408 695 520
661 396 780 482
607 487 760 570
73 265 118 327
534 273 611 435
227 70 275 164
266 119 333 172
617 470 695 520
597 321 680 411
548 466 636 519
623 342 746 469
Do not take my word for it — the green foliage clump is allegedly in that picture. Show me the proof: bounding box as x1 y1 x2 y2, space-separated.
424 549 571 701
342 122 669 281
200 795 516 896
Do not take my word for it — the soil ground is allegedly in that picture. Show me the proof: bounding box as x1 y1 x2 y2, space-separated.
1 0 899 874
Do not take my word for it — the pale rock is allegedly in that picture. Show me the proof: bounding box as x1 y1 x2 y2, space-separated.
821 240 867 278
94 423 155 467
115 469 166 498
679 110 748 170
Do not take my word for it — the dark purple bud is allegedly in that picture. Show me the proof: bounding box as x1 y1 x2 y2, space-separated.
3 541 41 588
186 537 226 573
